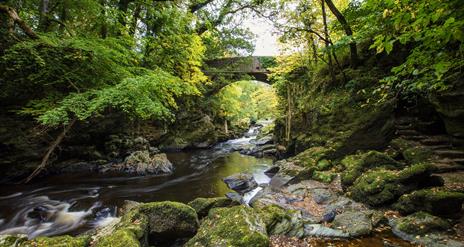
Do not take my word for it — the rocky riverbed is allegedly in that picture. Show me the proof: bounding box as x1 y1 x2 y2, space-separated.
1 122 464 247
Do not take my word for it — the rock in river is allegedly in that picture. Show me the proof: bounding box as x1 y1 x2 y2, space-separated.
223 173 258 194
106 151 173 175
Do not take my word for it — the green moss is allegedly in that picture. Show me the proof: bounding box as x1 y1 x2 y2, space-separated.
347 163 437 207
391 138 433 164
393 188 464 215
21 236 90 247
94 208 148 247
348 168 406 206
139 201 199 239
396 212 450 235
188 197 239 218
341 151 403 187
312 170 336 183
94 229 140 247
397 162 434 181
0 235 27 247
185 206 269 247
118 207 149 239
290 146 334 168
256 205 305 237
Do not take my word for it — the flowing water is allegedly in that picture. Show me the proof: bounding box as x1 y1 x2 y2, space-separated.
0 124 415 247
0 127 273 238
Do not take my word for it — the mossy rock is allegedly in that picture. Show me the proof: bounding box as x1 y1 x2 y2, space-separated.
94 208 148 247
0 235 27 247
348 163 435 207
257 205 305 237
273 160 314 180
390 138 433 164
393 188 464 216
290 146 335 168
139 201 199 242
188 197 239 218
341 150 403 187
94 229 141 247
185 206 269 247
20 235 90 247
348 168 406 206
312 170 337 183
395 212 451 235
332 211 373 237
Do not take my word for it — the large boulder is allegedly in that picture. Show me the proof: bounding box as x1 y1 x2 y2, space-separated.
139 201 199 243
188 197 239 218
160 114 218 150
430 83 464 137
389 212 463 247
122 151 173 175
341 150 403 187
390 138 433 164
393 188 464 216
332 211 373 237
392 212 451 235
223 173 258 194
257 205 306 238
348 163 435 206
185 206 269 247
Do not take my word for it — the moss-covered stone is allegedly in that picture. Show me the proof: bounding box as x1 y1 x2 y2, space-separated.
393 188 464 216
390 138 433 164
188 197 239 218
139 201 199 241
94 229 141 247
0 235 27 247
348 163 435 207
396 212 451 235
341 151 403 187
257 205 305 237
185 206 269 247
94 207 148 247
332 211 373 237
289 146 334 168
20 235 90 247
312 170 336 183
348 168 406 206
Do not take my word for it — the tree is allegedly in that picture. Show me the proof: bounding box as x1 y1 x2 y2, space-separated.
324 0 358 67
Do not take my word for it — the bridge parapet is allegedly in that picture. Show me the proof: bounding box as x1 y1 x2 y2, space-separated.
204 56 276 83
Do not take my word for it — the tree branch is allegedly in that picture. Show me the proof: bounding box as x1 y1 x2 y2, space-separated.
0 5 39 39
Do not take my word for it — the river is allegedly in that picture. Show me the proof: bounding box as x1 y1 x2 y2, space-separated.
0 126 273 238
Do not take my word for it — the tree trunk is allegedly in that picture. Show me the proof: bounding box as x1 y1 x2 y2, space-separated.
321 0 336 82
117 0 133 33
224 119 228 135
59 0 67 34
310 35 318 65
23 118 77 183
99 0 108 38
286 85 292 143
38 0 49 31
129 3 141 37
324 0 358 67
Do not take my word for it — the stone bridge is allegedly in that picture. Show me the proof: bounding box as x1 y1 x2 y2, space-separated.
204 56 276 83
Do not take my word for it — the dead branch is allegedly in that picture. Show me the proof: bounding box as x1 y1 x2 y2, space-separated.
23 118 76 183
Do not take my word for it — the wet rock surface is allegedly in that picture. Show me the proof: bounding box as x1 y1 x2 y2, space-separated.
223 173 258 194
